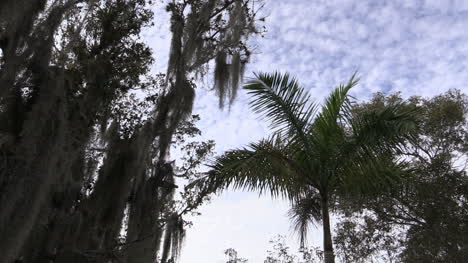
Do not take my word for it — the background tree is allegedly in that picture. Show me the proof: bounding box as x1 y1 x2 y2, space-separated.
209 72 417 263
334 90 468 263
264 235 323 263
224 235 323 263
224 248 248 263
0 0 262 262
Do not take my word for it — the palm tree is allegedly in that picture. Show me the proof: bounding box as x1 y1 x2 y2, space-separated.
208 72 416 263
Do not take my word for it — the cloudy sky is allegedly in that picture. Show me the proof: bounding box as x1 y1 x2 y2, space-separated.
145 0 468 262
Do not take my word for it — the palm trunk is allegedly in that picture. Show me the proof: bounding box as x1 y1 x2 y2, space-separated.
321 195 335 263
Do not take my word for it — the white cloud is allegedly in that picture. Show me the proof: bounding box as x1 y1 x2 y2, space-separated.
250 0 468 101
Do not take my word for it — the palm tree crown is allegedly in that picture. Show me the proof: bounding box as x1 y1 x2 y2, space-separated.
208 72 417 263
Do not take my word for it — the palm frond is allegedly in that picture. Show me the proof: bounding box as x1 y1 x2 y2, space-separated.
244 72 317 150
313 73 359 136
337 154 410 198
288 191 322 247
208 135 305 199
334 101 418 193
348 101 418 155
305 74 359 186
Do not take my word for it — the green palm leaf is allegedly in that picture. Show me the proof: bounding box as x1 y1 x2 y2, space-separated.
334 102 419 193
315 73 359 131
208 135 305 198
244 72 317 152
288 190 322 246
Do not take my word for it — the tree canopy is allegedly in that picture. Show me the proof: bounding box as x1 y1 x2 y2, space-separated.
334 90 468 263
0 0 262 262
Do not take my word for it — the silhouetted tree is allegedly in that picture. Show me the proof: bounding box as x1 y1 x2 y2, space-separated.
224 248 248 263
264 235 323 263
224 235 323 263
0 0 261 262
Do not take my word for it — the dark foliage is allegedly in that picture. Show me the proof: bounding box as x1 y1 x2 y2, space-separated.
0 0 261 262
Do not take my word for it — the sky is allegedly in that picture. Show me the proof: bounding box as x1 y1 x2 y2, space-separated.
143 0 468 262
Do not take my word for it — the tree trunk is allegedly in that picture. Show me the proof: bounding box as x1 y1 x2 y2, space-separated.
321 195 335 263
124 177 162 263
0 74 69 263
63 141 134 262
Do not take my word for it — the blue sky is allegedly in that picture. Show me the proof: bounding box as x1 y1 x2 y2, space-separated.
144 0 468 262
